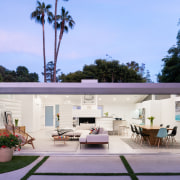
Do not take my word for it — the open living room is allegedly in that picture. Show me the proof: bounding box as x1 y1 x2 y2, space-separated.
0 91 180 155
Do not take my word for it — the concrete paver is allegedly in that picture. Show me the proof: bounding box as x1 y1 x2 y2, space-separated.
35 156 127 173
29 175 131 180
125 154 180 173
138 176 180 180
0 156 43 180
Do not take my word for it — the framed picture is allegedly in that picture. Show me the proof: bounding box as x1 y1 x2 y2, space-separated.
4 111 13 125
82 95 96 105
175 101 180 121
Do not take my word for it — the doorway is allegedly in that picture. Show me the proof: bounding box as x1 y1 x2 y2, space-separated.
45 106 53 126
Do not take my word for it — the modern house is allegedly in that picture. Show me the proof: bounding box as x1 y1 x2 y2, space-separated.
0 80 180 141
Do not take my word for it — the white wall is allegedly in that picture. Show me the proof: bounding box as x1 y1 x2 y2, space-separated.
20 95 34 132
137 96 180 140
0 96 22 128
103 103 136 123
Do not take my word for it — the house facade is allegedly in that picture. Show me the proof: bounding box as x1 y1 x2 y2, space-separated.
0 80 180 140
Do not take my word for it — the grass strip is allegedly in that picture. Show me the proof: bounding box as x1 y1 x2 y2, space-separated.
120 156 138 180
21 156 49 180
34 172 129 176
0 156 39 174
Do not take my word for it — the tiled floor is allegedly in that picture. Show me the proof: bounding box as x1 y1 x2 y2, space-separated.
15 128 180 156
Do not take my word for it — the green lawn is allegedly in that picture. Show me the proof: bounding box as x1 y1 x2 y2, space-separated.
0 156 39 174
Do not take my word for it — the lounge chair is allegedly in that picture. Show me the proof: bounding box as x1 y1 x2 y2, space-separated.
5 124 35 149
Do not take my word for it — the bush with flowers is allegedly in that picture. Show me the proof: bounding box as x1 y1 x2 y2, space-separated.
0 132 21 150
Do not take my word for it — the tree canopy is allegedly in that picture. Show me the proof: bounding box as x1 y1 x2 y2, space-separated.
59 59 148 82
158 30 180 82
0 66 39 82
42 61 60 82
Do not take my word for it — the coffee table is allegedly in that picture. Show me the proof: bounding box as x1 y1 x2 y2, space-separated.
53 135 69 144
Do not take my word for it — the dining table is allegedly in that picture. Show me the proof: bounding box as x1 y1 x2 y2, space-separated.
138 125 173 145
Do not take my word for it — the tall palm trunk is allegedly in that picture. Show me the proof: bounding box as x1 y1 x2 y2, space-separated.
53 0 58 82
42 15 47 82
56 21 64 60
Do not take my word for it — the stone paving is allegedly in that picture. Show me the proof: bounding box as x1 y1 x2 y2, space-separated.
1 154 180 180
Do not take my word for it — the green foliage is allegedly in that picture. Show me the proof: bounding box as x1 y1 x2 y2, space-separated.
0 133 21 149
0 156 39 174
59 59 148 82
158 30 180 82
42 61 60 82
31 1 53 25
0 65 39 82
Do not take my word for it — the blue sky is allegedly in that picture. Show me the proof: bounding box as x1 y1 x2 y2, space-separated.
0 0 180 82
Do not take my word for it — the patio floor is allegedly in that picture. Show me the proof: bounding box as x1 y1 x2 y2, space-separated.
15 128 180 156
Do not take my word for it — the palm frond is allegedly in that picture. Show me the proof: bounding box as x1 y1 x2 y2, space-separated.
37 1 41 7
64 26 68 33
46 4 52 9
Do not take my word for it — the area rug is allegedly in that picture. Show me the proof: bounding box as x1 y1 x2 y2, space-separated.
21 140 79 152
121 138 180 149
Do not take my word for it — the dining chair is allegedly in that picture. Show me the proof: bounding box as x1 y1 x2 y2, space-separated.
138 127 151 145
166 125 170 133
130 124 136 139
168 126 177 143
134 125 140 142
155 128 168 148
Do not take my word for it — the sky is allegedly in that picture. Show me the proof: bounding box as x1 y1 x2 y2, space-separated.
0 0 180 82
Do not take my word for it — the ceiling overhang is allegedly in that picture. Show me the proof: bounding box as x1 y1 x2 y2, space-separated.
0 82 180 94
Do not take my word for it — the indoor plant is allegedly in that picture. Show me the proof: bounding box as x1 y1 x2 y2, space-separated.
57 113 60 120
15 119 19 126
147 116 155 126
0 132 21 162
104 112 109 117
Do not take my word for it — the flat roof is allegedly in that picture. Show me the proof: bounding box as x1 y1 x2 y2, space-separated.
0 82 180 94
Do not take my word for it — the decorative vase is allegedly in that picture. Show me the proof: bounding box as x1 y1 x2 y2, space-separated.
150 119 153 126
0 148 13 162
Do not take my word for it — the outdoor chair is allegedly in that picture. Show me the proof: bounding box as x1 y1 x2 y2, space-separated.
5 124 35 149
138 127 151 145
130 124 136 139
168 126 177 143
155 128 168 148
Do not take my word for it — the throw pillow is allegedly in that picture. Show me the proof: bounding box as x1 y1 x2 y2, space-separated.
92 128 99 134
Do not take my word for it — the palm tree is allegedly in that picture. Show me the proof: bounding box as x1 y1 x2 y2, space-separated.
53 6 75 82
31 1 52 82
54 0 69 82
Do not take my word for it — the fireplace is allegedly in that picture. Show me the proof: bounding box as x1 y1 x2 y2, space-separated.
79 117 95 125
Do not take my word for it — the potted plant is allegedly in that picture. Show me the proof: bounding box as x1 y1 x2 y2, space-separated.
0 132 21 162
147 116 155 126
104 112 109 117
15 119 19 127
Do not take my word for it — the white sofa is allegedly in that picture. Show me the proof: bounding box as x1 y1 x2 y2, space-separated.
78 126 109 148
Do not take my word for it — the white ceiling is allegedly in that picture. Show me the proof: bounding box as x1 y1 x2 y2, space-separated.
39 94 148 105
